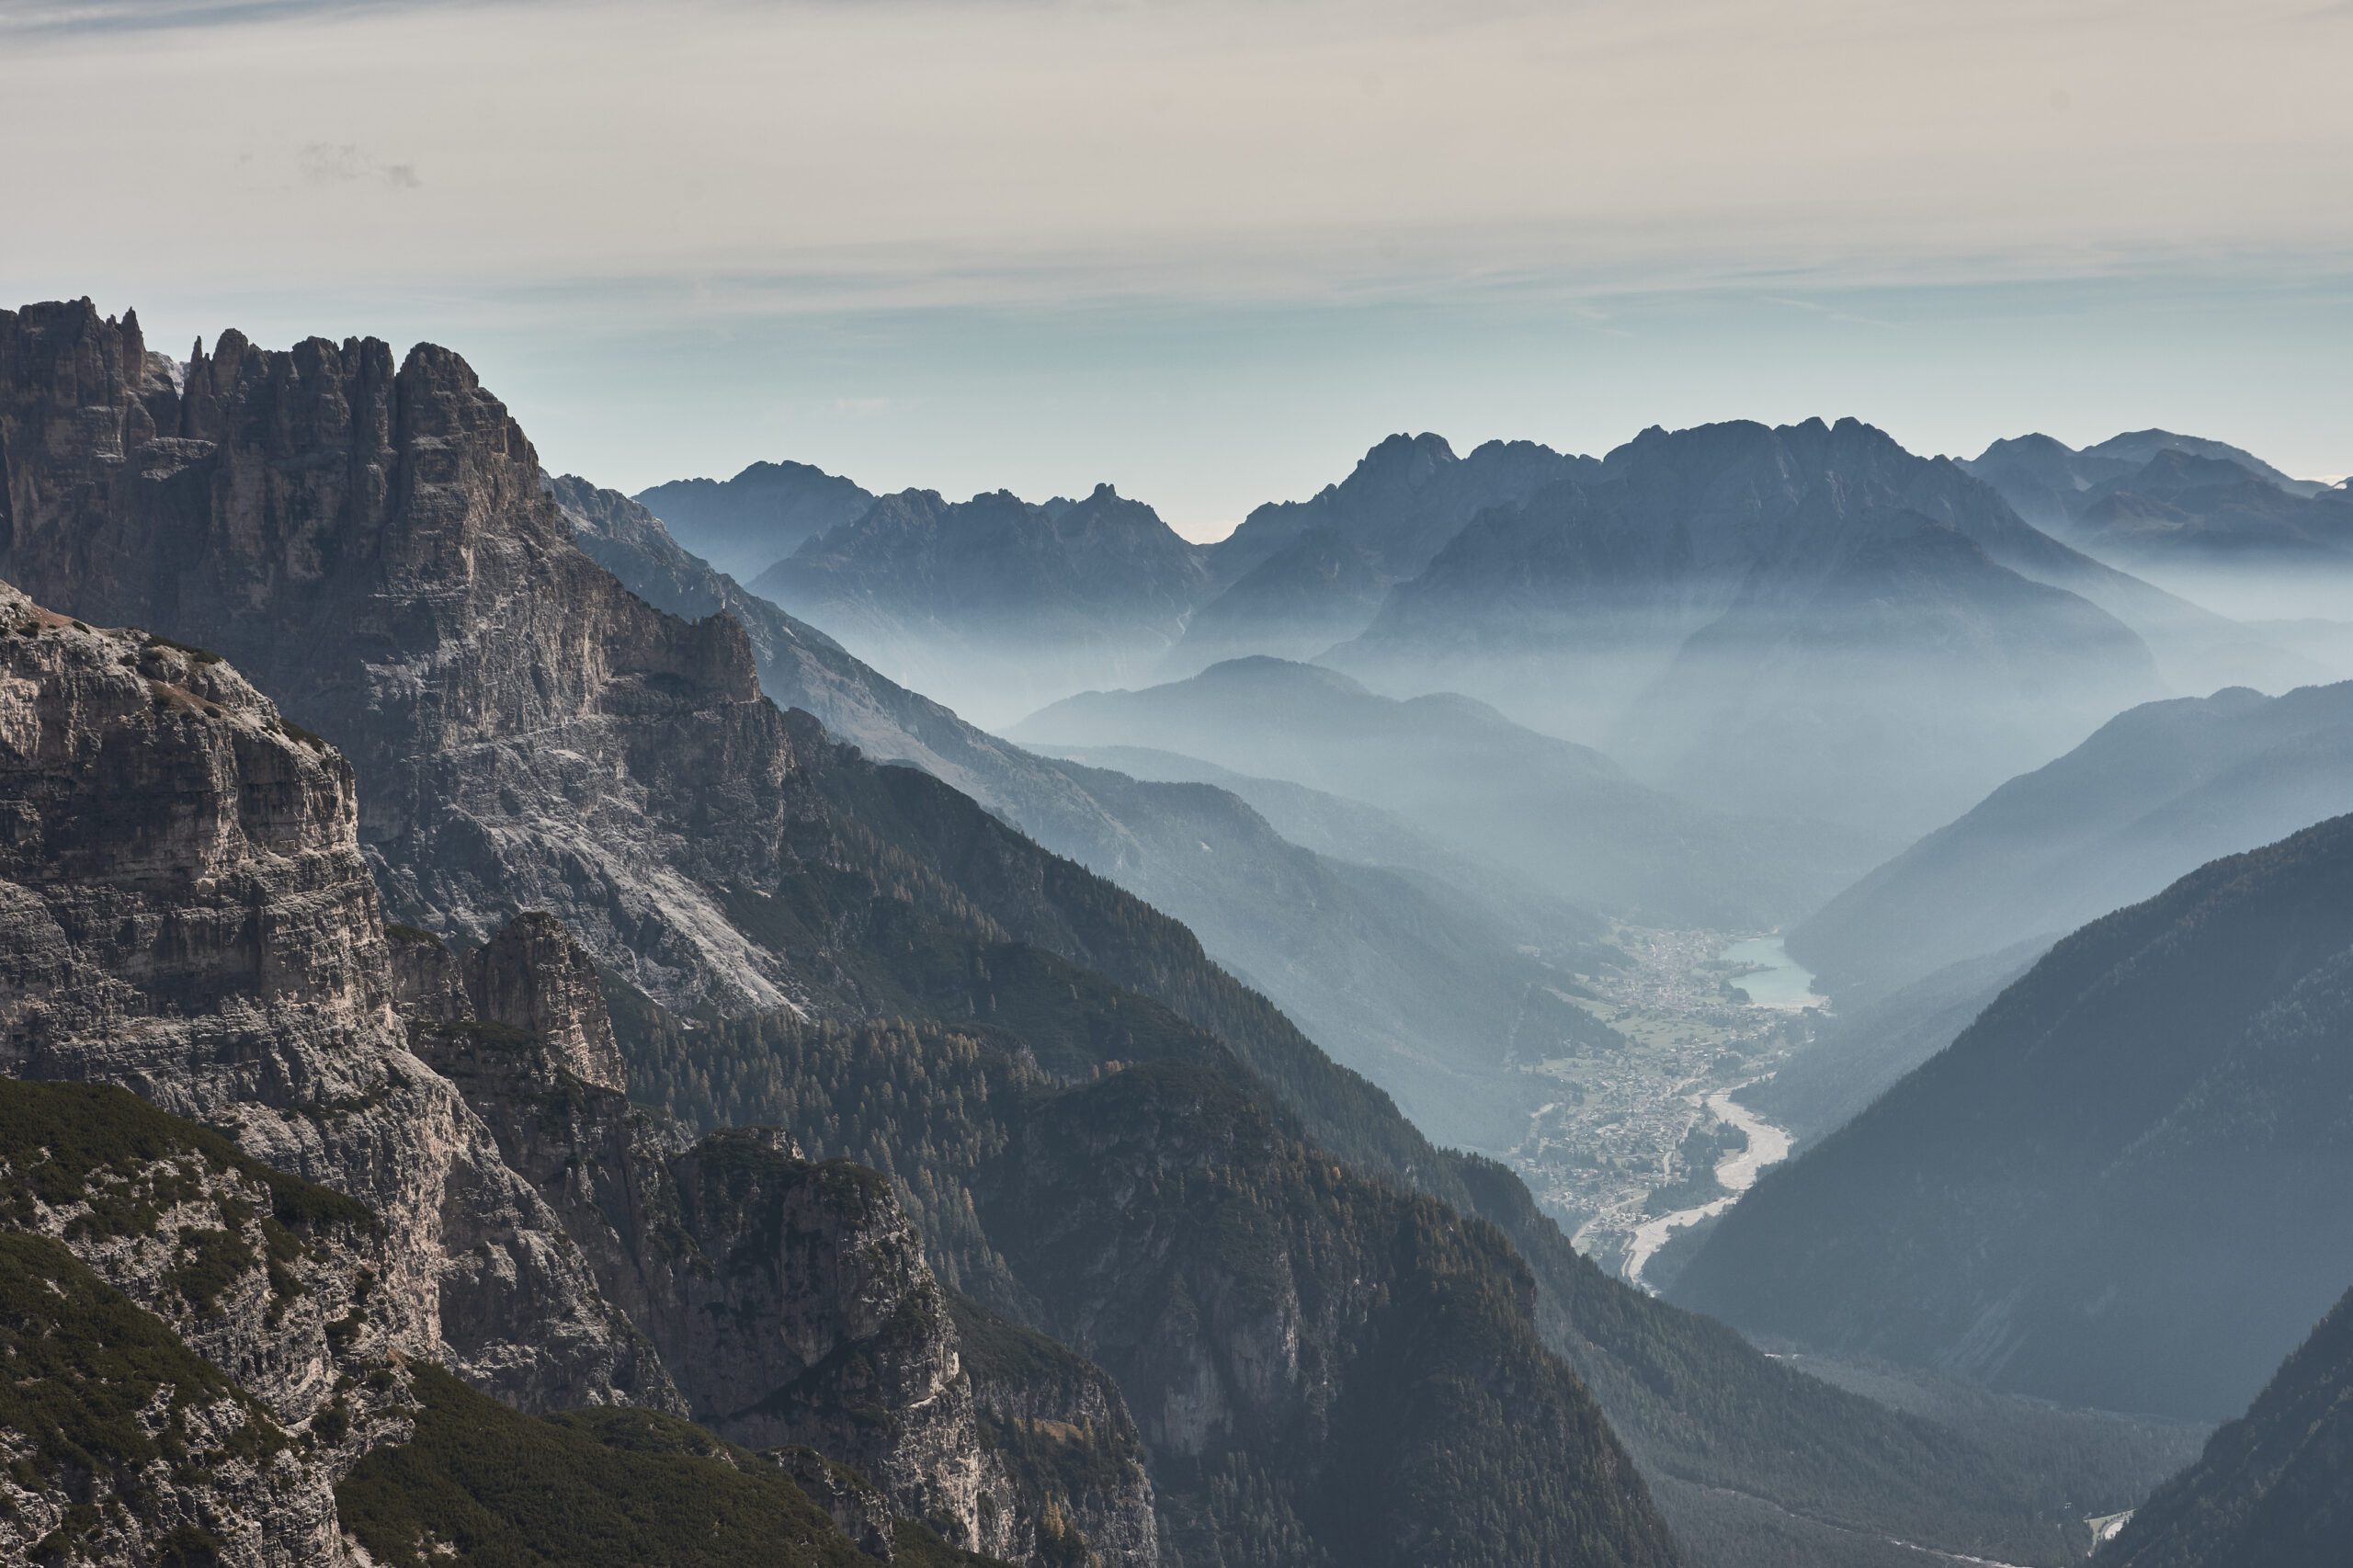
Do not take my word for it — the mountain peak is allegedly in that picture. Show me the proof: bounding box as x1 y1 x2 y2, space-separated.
1973 431 2076 462
1350 430 1458 482
1192 653 1372 697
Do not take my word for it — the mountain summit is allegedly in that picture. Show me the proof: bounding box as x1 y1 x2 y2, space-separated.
1336 416 2164 834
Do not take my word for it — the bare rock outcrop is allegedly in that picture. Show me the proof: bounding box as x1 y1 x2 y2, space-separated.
0 1078 388 1568
0 299 807 1014
404 915 996 1551
0 581 673 1415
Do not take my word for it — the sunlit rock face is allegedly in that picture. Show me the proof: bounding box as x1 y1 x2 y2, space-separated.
0 574 673 1415
0 298 808 1015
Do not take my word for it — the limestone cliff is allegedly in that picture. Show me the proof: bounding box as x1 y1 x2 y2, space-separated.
0 300 806 1014
0 579 669 1415
401 912 1156 1564
0 1078 389 1567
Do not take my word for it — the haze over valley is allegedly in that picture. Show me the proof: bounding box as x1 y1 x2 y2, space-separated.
5 3 2350 1565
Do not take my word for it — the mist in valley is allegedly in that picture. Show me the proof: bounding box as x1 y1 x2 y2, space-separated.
9 2 2350 1562
616 405 2353 1566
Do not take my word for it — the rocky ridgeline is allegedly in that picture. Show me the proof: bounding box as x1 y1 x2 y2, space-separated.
0 299 805 1015
0 576 1150 1565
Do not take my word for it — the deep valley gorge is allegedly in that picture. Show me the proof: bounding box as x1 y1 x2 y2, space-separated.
3 229 2347 1568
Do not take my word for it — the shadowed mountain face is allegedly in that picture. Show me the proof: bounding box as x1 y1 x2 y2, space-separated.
1332 417 2166 835
1676 815 2353 1420
633 459 877 582
2070 449 2353 564
755 483 1210 725
1745 939 2048 1150
1175 433 1597 672
1016 655 1883 928
2097 1283 2353 1568
1792 680 2353 1000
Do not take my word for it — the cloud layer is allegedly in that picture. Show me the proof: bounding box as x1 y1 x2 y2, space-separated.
6 0 2349 311
4 0 2344 528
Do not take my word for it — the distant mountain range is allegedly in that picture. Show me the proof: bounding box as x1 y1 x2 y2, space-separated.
751 484 1210 724
640 419 2330 835
1176 433 1595 671
634 458 877 581
1963 430 2353 616
1675 813 2353 1420
1331 416 2184 833
1013 654 1881 928
1027 741 1610 963
1963 429 2332 533
1792 680 2353 1000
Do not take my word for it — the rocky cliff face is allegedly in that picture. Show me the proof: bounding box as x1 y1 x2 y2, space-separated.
0 300 807 1015
404 936 986 1539
0 1078 391 1568
0 578 669 1415
399 910 1152 1564
0 561 1126 1563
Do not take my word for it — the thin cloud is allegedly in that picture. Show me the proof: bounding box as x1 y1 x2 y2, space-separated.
1756 296 1902 330
5 0 2348 315
296 141 421 190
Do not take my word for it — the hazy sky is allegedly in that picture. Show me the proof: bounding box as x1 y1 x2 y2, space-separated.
4 0 2347 538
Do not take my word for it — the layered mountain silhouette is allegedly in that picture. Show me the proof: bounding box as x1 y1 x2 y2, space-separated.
753 483 1210 724
675 418 2314 837
1176 433 1595 671
1792 680 2353 1000
1015 655 1879 927
1964 428 2330 536
1028 741 1609 964
1676 814 2353 1419
1964 431 2352 619
634 458 877 581
1334 417 2170 833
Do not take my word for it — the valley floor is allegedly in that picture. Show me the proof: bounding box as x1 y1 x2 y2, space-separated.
1518 926 1814 1283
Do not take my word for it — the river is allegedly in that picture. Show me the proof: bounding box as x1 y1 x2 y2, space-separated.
1621 1080 1793 1288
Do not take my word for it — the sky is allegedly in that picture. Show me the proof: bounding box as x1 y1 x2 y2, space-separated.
3 0 2347 540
